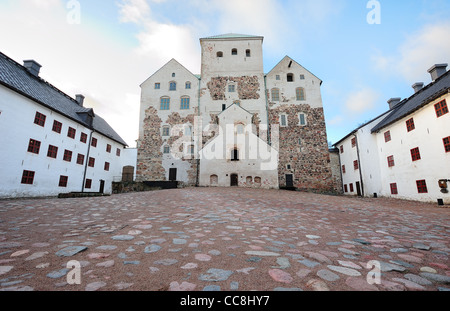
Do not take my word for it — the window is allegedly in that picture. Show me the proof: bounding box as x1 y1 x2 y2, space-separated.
52 120 62 133
85 179 92 189
342 165 346 174
296 88 305 101
91 137 97 147
344 184 348 193
106 144 111 153
246 49 251 57
80 132 88 143
34 112 46 127
236 124 244 134
228 85 235 92
27 139 41 154
444 136 450 152
47 145 58 159
188 145 195 155
185 125 193 136
276 75 280 81
410 147 421 161
63 150 73 162
351 137 356 148
180 97 190 110
169 82 176 91
77 153 85 165
21 170 35 185
185 82 191 89
217 51 223 57
387 155 395 167
416 180 428 193
67 127 76 139
300 74 305 80
88 157 95 167
435 99 448 117
155 83 160 89
299 113 306 126
231 148 239 161
349 183 354 192
390 183 398 195
231 48 237 55
160 97 170 110
287 73 294 82
280 114 287 127
163 145 170 154
353 160 359 170
406 118 415 132
384 131 391 142
271 89 280 101
116 148 121 157
104 162 110 171
172 73 176 78
58 176 68 188
162 126 170 136
340 145 344 154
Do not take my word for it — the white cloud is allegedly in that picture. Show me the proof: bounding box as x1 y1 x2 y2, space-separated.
117 0 151 24
345 88 380 114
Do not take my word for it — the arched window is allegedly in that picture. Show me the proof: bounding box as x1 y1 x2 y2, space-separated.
217 51 223 57
231 148 239 161
163 145 170 154
246 49 251 57
287 73 294 82
162 126 170 136
296 87 305 101
180 96 190 110
271 88 280 101
160 97 170 110
169 81 176 91
231 48 238 55
185 82 191 89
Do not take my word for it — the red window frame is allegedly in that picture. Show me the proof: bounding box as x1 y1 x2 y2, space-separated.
91 137 97 147
104 162 110 171
444 136 450 153
410 147 421 161
63 149 73 162
384 131 391 142
76 153 85 165
416 180 428 194
406 118 415 132
116 148 121 157
58 175 68 188
21 170 35 185
106 144 112 153
47 145 58 159
34 112 46 127
344 184 348 193
387 155 395 167
88 157 95 167
27 139 41 154
342 165 346 174
435 99 448 118
351 137 356 148
390 183 398 195
340 145 344 154
85 179 92 189
52 120 62 133
349 183 354 192
353 160 359 170
80 132 88 143
67 127 76 139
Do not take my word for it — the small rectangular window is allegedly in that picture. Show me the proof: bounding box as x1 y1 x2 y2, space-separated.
344 184 348 193
416 180 428 193
299 113 306 126
163 145 170 154
406 118 415 132
34 112 46 127
47 145 58 159
91 137 97 147
228 85 235 92
116 148 121 157
27 139 41 154
231 48 237 55
349 183 354 192
104 162 110 171
276 75 280 80
52 120 62 133
88 157 95 167
387 155 395 167
342 165 346 174
58 175 68 188
85 179 92 189
77 153 85 165
351 137 356 148
444 136 450 152
185 82 191 89
63 150 73 162
162 127 170 136
272 89 280 101
106 144 111 153
340 145 344 154
353 160 359 170
67 127 76 139
155 83 160 89
80 132 87 143
169 82 176 91
280 114 287 127
410 147 421 161
384 131 391 142
160 97 170 110
180 97 190 110
435 99 448 117
287 73 294 82
300 74 305 80
21 170 35 185
246 49 251 57
390 183 398 195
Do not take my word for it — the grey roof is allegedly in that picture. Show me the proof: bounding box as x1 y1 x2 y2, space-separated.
0 52 128 146
371 70 450 133
200 33 264 40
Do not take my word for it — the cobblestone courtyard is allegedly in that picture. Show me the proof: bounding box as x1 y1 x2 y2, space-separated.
0 187 449 291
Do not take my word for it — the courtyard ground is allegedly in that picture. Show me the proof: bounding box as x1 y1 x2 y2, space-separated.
0 187 449 291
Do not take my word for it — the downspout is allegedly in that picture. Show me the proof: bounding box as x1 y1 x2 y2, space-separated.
354 134 365 197
82 129 94 192
263 75 271 145
195 77 201 187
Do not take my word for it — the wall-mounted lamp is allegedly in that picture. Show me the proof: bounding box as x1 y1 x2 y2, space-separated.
438 179 449 194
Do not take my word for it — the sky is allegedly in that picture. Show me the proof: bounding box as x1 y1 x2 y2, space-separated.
0 0 449 148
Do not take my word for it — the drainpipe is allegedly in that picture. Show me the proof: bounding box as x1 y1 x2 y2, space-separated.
81 129 94 192
354 134 365 197
195 77 201 187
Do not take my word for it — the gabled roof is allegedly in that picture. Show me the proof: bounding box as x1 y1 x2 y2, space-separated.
0 51 128 146
200 33 264 41
265 56 322 85
371 70 450 133
140 58 200 87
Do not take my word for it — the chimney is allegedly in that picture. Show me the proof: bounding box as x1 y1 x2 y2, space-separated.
23 60 42 77
75 94 85 106
427 63 448 81
412 82 424 93
388 97 401 110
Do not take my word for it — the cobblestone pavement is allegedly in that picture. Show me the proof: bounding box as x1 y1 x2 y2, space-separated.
0 187 449 291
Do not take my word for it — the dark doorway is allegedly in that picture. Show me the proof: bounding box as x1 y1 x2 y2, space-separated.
230 174 238 187
99 180 105 194
356 181 362 197
169 168 177 181
286 174 294 188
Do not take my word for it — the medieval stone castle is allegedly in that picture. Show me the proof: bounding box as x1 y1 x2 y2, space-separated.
136 34 336 192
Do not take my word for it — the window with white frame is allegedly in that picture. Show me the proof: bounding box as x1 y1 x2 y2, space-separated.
280 114 288 127
299 113 306 126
